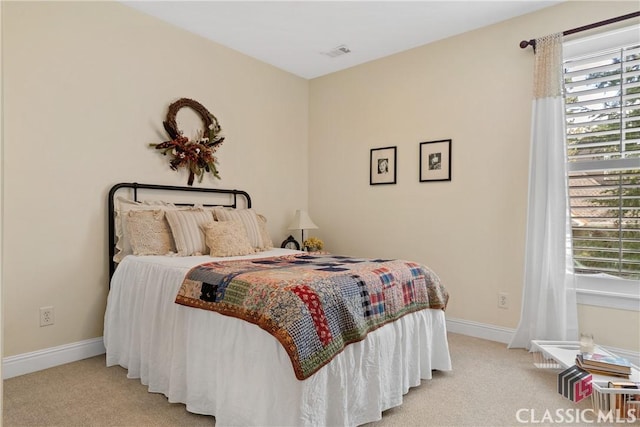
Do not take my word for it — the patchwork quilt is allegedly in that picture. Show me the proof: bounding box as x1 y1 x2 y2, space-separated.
175 253 449 380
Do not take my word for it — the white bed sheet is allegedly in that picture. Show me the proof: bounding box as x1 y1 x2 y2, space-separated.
104 249 452 426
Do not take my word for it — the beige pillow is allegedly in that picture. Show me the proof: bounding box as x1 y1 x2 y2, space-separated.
203 221 256 257
165 209 214 256
114 197 177 262
126 210 175 256
256 214 274 249
213 208 272 250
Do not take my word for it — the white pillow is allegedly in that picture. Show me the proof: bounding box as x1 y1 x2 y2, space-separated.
165 209 214 256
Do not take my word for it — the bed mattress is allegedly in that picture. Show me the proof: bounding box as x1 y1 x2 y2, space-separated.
104 249 452 426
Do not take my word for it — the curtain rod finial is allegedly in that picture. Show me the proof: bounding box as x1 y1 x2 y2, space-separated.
520 39 537 52
520 39 536 49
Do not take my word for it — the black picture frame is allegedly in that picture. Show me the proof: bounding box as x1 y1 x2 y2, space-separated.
420 139 451 182
370 146 397 185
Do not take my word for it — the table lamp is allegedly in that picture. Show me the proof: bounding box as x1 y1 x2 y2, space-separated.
288 209 318 248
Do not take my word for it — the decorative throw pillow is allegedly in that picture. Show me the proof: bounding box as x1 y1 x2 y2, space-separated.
126 210 175 256
256 214 274 249
213 208 272 250
165 209 214 256
114 197 177 262
203 221 256 257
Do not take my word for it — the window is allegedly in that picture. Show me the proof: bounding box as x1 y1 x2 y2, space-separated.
563 26 640 309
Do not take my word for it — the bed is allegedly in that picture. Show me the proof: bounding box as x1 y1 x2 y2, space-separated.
103 182 452 426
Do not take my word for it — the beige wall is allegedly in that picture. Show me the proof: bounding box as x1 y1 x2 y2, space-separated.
579 305 640 350
2 1 638 360
308 1 640 352
2 1 308 356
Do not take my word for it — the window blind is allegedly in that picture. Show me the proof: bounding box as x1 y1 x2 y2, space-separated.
564 41 640 280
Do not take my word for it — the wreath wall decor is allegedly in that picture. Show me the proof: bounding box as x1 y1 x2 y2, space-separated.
149 98 225 186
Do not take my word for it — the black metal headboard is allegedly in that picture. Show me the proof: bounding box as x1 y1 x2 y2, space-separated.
108 182 252 279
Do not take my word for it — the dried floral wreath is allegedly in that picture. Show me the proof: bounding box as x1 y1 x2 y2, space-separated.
150 98 225 186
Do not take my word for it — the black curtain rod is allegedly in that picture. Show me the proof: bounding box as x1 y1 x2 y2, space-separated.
519 11 640 51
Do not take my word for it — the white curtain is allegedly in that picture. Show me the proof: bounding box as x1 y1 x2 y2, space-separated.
509 34 579 350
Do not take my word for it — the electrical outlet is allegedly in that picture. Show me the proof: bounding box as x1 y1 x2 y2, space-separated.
40 306 54 326
498 292 509 309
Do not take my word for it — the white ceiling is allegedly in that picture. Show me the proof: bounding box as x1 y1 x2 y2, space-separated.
123 1 562 79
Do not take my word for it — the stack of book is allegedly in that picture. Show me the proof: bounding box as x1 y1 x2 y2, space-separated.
575 352 632 378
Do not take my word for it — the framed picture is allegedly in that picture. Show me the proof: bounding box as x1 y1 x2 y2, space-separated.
370 146 397 185
420 139 451 182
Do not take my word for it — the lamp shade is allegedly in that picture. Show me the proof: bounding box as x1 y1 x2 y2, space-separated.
288 209 318 231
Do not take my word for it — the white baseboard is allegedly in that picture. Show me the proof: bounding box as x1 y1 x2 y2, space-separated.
446 316 515 344
445 316 640 366
3 321 638 379
2 337 105 379
4 321 514 379
7 322 509 380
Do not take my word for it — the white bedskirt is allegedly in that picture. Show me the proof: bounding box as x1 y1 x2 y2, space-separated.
104 250 452 426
